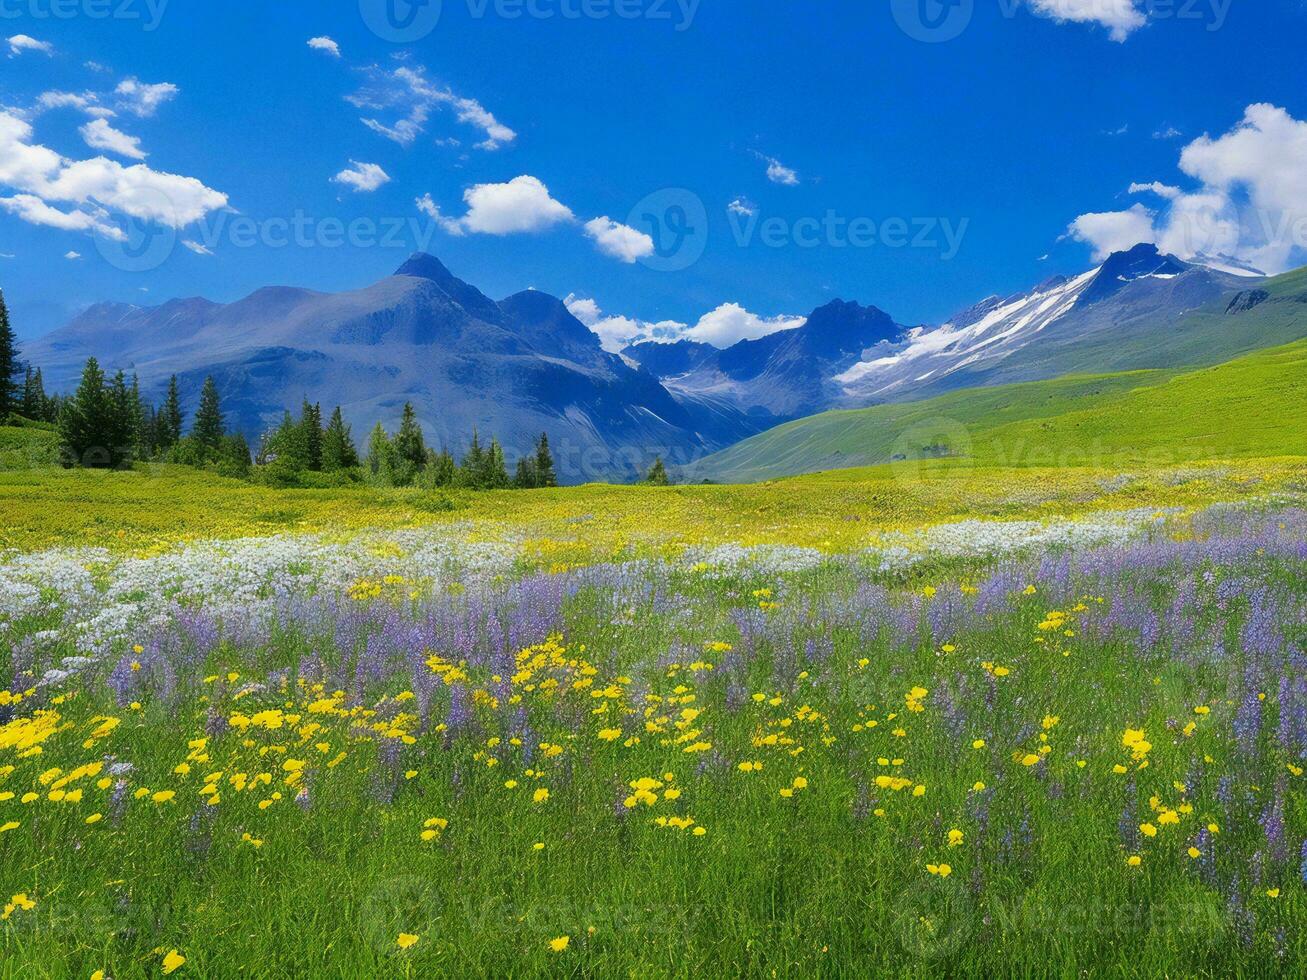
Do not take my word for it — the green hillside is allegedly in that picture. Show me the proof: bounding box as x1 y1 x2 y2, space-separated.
690 337 1307 483
0 418 61 471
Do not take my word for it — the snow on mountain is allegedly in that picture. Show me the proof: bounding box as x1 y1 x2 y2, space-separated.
835 269 1098 397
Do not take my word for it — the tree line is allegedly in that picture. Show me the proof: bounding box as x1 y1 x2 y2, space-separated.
3 288 670 487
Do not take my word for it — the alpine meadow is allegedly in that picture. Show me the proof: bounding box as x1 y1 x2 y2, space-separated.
1 3 1306 978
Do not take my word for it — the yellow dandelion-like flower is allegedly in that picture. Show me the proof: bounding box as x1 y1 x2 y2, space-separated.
161 949 186 974
397 933 420 949
549 935 570 952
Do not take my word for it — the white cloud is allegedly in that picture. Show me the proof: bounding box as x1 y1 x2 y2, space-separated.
331 161 391 193
0 109 228 235
415 193 465 236
115 78 179 118
0 194 122 239
1066 203 1156 261
565 294 687 352
36 91 113 117
64 250 81 260
348 65 515 150
8 35 52 56
761 154 799 186
435 175 574 236
564 294 804 352
79 118 147 160
727 197 756 217
1153 125 1182 140
583 216 654 263
685 303 806 347
1025 0 1146 42
0 252 13 258
182 239 214 255
1128 181 1181 200
1068 104 1307 274
307 36 341 57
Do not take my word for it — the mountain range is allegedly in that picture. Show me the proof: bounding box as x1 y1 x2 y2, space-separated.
19 244 1307 483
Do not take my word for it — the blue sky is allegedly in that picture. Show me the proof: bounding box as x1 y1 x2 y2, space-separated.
2 0 1306 348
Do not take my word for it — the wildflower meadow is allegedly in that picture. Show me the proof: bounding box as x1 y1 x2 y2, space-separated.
0 463 1304 976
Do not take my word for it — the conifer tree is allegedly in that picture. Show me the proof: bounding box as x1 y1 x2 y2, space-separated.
486 438 510 489
366 422 396 483
192 376 224 461
321 406 359 471
58 357 110 467
301 400 323 471
107 370 137 466
20 367 47 421
218 432 252 479
430 448 456 487
393 402 426 473
460 430 485 487
645 456 670 486
0 288 17 418
534 432 557 488
513 456 538 489
158 376 183 450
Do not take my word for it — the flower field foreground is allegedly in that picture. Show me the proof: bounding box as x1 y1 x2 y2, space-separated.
0 495 1304 975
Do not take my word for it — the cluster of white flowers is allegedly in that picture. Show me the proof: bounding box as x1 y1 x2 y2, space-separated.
0 527 519 665
866 507 1181 564
683 543 828 579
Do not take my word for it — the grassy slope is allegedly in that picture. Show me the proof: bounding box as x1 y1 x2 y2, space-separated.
692 337 1307 483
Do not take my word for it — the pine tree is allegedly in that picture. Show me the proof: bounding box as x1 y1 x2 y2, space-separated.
366 422 396 484
106 370 137 466
534 432 557 488
20 367 47 421
430 448 456 487
192 376 224 461
129 374 150 458
321 406 359 471
513 456 538 489
158 376 183 450
0 289 17 419
486 438 510 489
394 402 426 472
300 400 323 471
58 357 111 467
460 430 486 488
645 456 670 486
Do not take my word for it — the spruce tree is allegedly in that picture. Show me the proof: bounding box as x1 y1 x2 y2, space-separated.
430 448 456 487
393 402 426 473
192 376 224 461
300 400 323 471
321 406 359 471
107 370 137 466
218 432 252 479
513 456 538 489
159 376 183 449
20 367 45 420
534 432 557 488
486 438 510 489
0 289 17 418
366 422 395 483
58 357 110 467
460 430 485 488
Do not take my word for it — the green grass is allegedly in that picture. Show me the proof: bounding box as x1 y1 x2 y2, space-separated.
0 506 1302 976
693 338 1307 483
